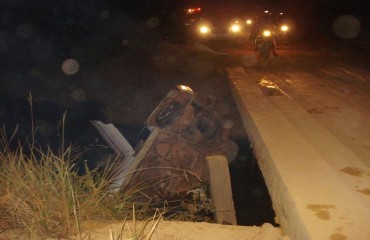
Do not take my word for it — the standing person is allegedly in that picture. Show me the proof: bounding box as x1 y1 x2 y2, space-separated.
252 12 278 56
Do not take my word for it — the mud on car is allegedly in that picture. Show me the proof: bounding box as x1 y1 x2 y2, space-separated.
92 85 238 202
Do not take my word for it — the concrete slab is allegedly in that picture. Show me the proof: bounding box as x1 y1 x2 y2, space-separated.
228 67 370 240
206 155 237 225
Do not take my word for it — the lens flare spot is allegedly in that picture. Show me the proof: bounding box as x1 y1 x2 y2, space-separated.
333 15 361 39
61 58 80 75
147 17 160 29
122 39 130 46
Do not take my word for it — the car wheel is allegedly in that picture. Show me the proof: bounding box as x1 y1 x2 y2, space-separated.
155 101 183 128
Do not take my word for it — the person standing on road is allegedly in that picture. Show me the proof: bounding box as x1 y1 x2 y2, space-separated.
252 13 278 56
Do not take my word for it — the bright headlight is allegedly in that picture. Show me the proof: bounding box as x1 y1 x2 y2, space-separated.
177 85 194 93
199 25 210 34
263 30 271 37
230 24 241 33
246 19 252 25
280 25 289 32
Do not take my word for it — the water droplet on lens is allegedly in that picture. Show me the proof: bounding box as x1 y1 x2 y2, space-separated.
147 17 159 29
333 15 361 39
122 40 129 46
61 58 80 75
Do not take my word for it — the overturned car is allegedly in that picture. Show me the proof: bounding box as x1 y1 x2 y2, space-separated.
92 85 238 201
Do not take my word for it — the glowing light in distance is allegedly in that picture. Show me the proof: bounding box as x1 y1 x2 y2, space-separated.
186 8 201 14
230 24 241 32
280 25 289 32
199 26 210 34
263 30 271 37
246 19 252 25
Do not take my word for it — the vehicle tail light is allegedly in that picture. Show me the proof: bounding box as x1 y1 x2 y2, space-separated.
185 7 201 14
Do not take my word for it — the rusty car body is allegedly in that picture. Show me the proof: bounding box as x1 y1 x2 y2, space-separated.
92 85 238 201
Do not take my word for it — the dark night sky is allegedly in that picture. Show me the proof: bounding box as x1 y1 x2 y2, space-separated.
1 0 368 27
1 0 369 52
1 0 368 20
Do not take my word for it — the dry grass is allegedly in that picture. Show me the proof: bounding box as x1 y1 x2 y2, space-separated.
0 94 157 239
0 124 166 239
0 128 211 239
0 95 211 239
0 128 119 237
0 131 210 239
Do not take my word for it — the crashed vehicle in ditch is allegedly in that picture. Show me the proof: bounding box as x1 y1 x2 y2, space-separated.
91 85 238 202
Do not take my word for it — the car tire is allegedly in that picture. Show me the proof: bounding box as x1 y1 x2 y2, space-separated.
155 101 183 128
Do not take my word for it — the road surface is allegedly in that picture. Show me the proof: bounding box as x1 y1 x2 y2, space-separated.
222 43 370 239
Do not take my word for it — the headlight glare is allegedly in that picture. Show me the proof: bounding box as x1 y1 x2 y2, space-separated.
246 19 252 25
199 25 210 34
230 24 241 33
280 25 289 32
263 30 271 37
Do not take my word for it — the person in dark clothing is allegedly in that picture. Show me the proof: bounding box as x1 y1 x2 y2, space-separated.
252 13 278 56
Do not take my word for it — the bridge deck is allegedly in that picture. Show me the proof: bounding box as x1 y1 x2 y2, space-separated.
228 67 370 240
